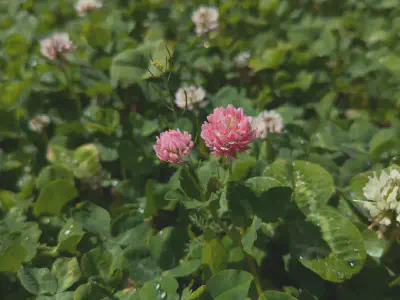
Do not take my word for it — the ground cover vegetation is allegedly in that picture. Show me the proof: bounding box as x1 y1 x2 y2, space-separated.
1 0 400 299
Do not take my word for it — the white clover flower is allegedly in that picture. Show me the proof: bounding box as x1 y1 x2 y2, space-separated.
356 169 400 227
40 32 75 60
29 115 51 133
252 110 284 139
234 51 251 68
192 6 219 36
175 86 207 111
75 0 103 16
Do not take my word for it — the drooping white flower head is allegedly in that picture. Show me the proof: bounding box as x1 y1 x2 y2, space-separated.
356 169 400 226
252 110 284 139
234 51 251 68
29 115 51 133
40 32 75 60
191 6 219 36
175 86 207 111
75 0 103 16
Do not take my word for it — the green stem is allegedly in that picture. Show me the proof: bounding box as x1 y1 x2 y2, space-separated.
42 132 49 145
226 160 233 182
259 139 268 161
74 95 82 116
209 208 264 295
120 159 127 180
60 65 82 117
162 74 179 128
132 138 148 160
184 164 206 201
245 250 264 296
211 159 264 295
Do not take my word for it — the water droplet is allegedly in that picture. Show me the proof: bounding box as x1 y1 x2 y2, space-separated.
154 283 161 290
112 180 118 187
65 229 71 236
29 60 37 67
317 223 320 227
337 272 344 279
159 231 163 236
299 256 303 260
348 261 355 268
160 291 167 299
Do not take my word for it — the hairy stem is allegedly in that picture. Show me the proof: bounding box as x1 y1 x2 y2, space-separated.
209 209 264 295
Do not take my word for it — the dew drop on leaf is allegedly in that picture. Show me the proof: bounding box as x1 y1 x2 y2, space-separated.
159 291 167 299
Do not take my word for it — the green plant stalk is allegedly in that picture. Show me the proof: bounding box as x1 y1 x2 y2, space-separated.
187 159 264 295
162 73 179 128
258 139 269 162
184 163 206 201
42 132 49 145
228 161 233 179
60 62 83 117
132 137 149 160
209 208 264 296
245 253 264 296
74 94 83 116
120 159 127 180
226 159 263 294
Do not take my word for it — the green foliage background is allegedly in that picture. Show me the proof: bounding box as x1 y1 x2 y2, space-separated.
1 0 400 299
